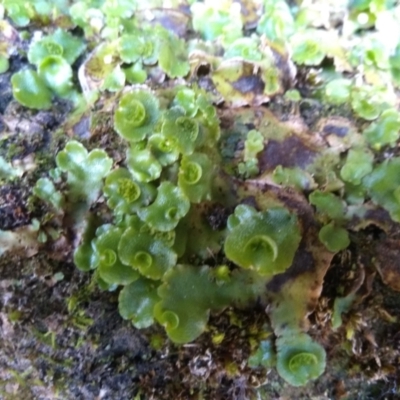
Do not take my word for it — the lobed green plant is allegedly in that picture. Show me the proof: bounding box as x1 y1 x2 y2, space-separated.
272 166 316 191
350 85 390 120
340 148 374 185
363 108 400 148
11 69 52 109
324 78 352 105
103 168 156 215
11 28 85 108
33 178 65 211
224 205 301 276
318 222 350 252
276 332 326 387
309 190 347 221
238 129 264 178
363 157 400 222
114 89 160 142
13 0 400 390
55 140 112 204
257 0 294 43
191 1 243 45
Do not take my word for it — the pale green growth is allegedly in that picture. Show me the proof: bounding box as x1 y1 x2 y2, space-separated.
118 228 177 280
284 89 301 102
119 278 160 329
349 37 389 70
83 42 117 85
257 0 294 43
309 190 346 221
172 88 198 118
340 149 374 185
11 69 52 109
33 178 65 211
2 0 33 26
318 223 350 252
0 156 22 180
192 92 221 145
28 28 86 66
137 182 190 232
154 265 225 343
114 90 160 142
224 37 262 61
148 134 180 167
238 130 264 178
238 159 259 178
155 265 267 343
363 157 400 222
263 66 282 95
38 55 73 96
118 182 139 205
69 2 104 37
212 265 231 286
56 140 112 204
306 149 341 190
389 43 400 86
332 293 356 330
224 205 301 276
92 226 139 285
73 216 98 272
191 1 243 45
248 339 276 369
291 31 326 65
276 332 326 387
273 166 316 191
123 63 147 84
102 65 125 91
101 1 136 40
162 107 200 155
6 0 70 24
119 32 158 65
0 54 9 73
101 0 135 20
344 181 367 205
29 39 63 65
178 152 213 203
325 78 352 105
103 168 156 215
126 145 162 182
363 108 400 148
350 85 386 120
156 26 190 78
21 1 400 387
74 242 94 272
244 130 264 162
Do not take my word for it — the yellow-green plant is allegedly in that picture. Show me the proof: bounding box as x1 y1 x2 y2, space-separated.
21 0 400 390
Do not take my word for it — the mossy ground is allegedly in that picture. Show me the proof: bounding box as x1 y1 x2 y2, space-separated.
1 239 399 399
2 1 400 397
1 52 400 398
